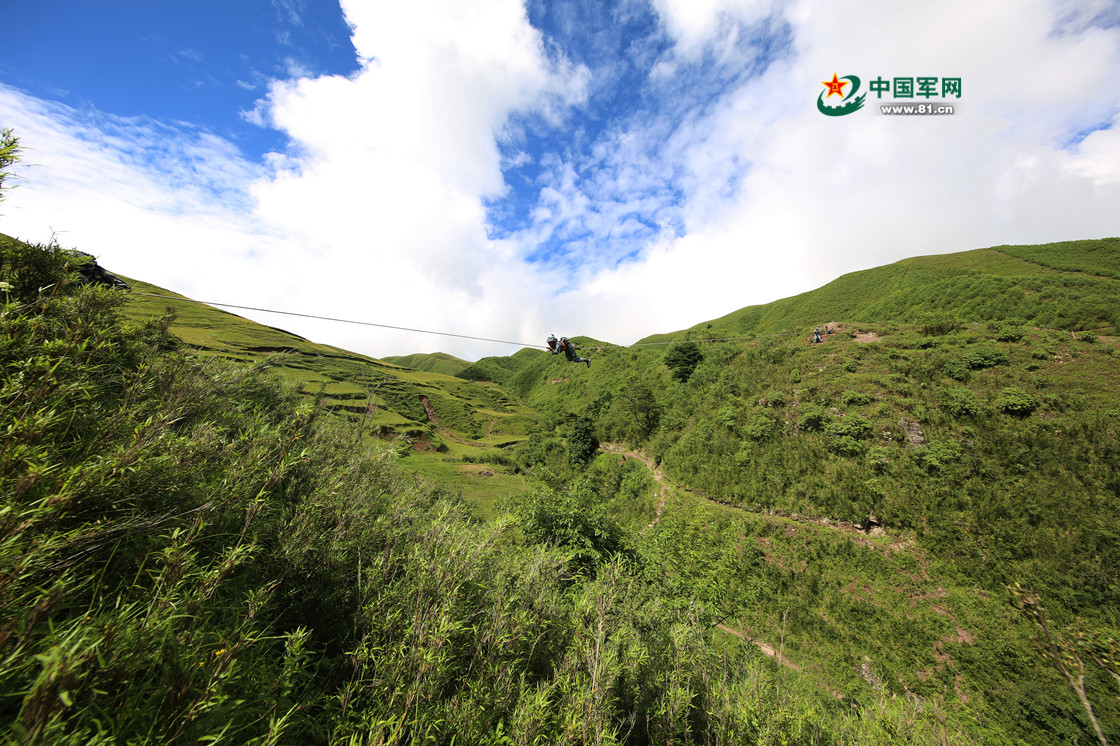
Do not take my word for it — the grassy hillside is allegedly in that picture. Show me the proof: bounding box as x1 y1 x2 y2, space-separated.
488 239 1120 745
381 351 470 376
5 233 1119 743
115 275 535 513
639 238 1120 346
2 237 971 744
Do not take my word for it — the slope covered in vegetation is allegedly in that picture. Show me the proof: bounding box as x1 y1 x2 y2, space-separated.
4 228 1120 743
637 238 1120 346
381 351 470 377
2 239 984 743
471 239 1120 744
113 273 536 453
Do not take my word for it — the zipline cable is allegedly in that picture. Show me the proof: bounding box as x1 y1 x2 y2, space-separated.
135 291 829 351
135 292 545 349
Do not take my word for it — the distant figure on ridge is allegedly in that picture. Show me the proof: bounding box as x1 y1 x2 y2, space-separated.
813 328 823 343
70 251 131 290
547 334 591 367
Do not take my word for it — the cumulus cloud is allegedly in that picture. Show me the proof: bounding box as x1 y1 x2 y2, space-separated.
2 0 1118 361
562 0 1120 342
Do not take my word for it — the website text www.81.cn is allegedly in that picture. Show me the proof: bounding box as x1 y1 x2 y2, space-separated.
879 103 955 115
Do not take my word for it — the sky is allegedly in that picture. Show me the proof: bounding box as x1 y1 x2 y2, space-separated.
2 0 1119 361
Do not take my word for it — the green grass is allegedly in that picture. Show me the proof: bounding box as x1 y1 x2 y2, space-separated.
8 230 1119 744
637 238 1120 346
119 275 540 507
381 351 470 376
5 268 960 743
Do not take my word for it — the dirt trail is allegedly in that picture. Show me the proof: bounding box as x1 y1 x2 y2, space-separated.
600 444 669 532
602 441 956 681
601 440 908 673
715 624 800 671
602 442 804 669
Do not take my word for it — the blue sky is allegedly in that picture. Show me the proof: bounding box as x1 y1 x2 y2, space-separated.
2 0 1120 360
2 0 358 160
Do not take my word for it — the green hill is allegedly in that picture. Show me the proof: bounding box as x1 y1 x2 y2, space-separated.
3 234 965 744
453 238 1120 744
4 231 1119 744
381 351 470 376
119 276 538 517
640 238 1120 346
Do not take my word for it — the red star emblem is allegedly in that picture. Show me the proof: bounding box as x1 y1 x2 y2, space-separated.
822 73 847 99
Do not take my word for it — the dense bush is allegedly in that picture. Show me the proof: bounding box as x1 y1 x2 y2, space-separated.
664 341 703 382
828 434 864 457
841 390 874 406
744 412 777 440
942 359 971 381
961 346 1010 370
911 439 964 472
941 387 984 417
989 320 1025 342
565 415 599 467
995 386 1041 417
825 414 874 440
920 313 959 336
797 405 828 432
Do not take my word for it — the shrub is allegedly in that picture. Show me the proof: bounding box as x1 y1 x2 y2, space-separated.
920 313 959 336
912 439 963 472
867 445 893 472
841 390 874 406
0 127 20 201
664 341 703 382
995 386 1040 417
961 347 1010 370
826 415 873 440
989 321 1025 342
733 443 754 467
764 391 787 408
829 434 864 457
745 413 777 441
797 405 828 432
0 238 78 304
940 387 983 418
941 359 970 381
512 483 628 573
566 416 599 467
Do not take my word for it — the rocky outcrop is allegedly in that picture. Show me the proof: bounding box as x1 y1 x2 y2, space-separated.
898 417 926 446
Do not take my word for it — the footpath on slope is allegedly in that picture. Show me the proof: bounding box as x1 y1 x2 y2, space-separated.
599 443 880 538
598 442 968 690
599 442 803 670
599 444 670 532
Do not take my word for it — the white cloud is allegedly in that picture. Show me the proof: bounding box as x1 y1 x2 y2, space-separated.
564 0 1120 340
651 0 776 57
2 0 1119 362
1 0 589 360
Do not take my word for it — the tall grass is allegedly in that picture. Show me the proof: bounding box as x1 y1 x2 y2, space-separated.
1 243 968 743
